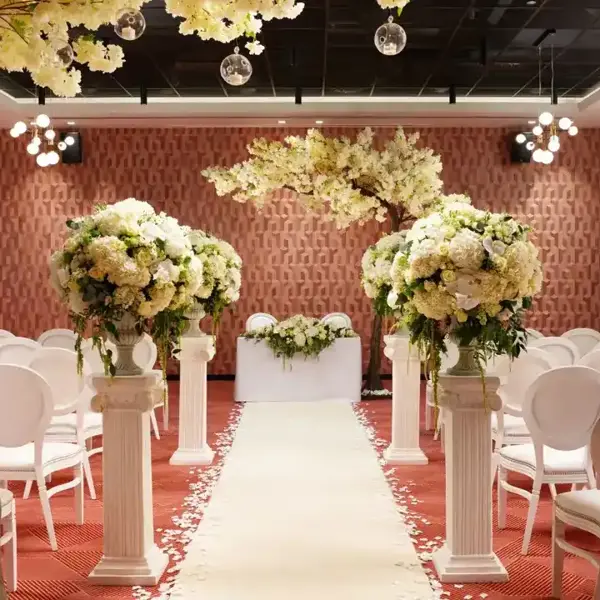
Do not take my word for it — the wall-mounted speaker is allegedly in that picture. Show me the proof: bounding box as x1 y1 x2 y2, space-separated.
59 131 83 164
509 132 532 164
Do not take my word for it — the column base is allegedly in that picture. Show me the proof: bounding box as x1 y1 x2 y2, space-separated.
88 544 168 586
432 544 508 583
169 445 214 466
384 446 428 465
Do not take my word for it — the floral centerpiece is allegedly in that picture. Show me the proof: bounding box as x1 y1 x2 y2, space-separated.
184 229 242 334
389 202 543 400
243 315 356 364
50 198 204 376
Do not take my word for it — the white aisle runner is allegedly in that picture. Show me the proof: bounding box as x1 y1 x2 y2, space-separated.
171 401 434 600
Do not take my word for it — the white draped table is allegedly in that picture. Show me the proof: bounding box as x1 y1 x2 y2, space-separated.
235 337 362 403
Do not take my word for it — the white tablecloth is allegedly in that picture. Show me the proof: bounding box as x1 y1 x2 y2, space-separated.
235 337 362 402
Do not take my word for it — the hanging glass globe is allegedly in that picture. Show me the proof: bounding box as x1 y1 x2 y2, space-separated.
532 124 543 136
47 150 60 165
220 47 253 86
374 16 407 56
26 142 39 155
36 152 49 167
558 117 572 131
57 140 67 151
50 39 74 68
568 125 578 136
114 9 146 41
532 148 544 163
548 135 560 153
515 133 526 144
538 111 553 126
526 141 535 151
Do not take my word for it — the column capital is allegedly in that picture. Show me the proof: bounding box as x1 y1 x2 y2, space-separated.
438 374 502 413
178 334 216 363
91 373 162 413
383 333 418 362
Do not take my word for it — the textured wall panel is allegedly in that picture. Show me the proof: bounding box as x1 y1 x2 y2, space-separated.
0 127 598 374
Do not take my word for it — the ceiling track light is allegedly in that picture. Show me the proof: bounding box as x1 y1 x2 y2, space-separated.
140 83 148 105
37 87 45 106
295 86 302 105
449 84 457 105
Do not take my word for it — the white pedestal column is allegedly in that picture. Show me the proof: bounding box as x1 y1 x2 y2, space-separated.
383 334 427 465
89 373 168 586
432 374 508 583
170 334 215 466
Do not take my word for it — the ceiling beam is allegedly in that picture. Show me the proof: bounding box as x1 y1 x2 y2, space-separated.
321 0 330 96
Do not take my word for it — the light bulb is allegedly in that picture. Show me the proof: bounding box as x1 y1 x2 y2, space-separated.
374 16 407 56
64 135 75 146
35 114 50 128
538 111 553 126
114 9 146 41
47 150 60 165
558 117 572 131
13 121 27 135
36 152 49 167
526 141 535 151
542 150 554 165
532 125 543 136
26 142 39 155
9 128 19 138
548 138 560 153
515 133 526 144
532 148 544 163
220 47 253 86
57 141 67 151
44 129 55 141
568 125 578 136
32 136 41 146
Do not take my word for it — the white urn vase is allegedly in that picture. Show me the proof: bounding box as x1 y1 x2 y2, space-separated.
107 312 144 376
183 302 206 338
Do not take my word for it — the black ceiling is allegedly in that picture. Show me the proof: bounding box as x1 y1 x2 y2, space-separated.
3 0 600 100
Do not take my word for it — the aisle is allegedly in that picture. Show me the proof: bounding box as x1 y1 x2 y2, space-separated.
170 401 434 600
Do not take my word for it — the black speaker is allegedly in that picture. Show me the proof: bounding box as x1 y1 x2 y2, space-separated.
59 131 82 164
509 132 532 164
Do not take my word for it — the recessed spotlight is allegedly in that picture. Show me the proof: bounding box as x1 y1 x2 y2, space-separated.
315 120 324 124
528 120 536 125
526 0 536 5
277 120 286 124
67 121 75 125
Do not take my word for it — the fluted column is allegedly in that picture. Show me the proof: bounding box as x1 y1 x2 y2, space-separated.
432 374 508 583
170 334 215 466
383 334 427 465
88 373 167 586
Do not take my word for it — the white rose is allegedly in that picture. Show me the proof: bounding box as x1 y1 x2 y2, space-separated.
154 259 180 284
68 290 88 314
140 221 165 243
294 333 306 347
387 290 399 308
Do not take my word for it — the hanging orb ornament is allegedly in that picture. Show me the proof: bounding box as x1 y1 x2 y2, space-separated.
220 47 253 86
50 39 74 68
114 8 146 41
374 16 407 56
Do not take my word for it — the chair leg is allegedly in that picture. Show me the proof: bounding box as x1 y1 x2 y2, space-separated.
522 482 542 555
82 451 96 500
163 393 169 431
498 466 507 529
552 510 565 599
36 472 57 551
4 500 16 592
491 451 499 488
150 409 160 440
23 480 33 500
74 465 84 526
549 484 557 499
425 402 433 431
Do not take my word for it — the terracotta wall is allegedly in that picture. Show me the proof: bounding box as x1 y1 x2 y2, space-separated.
0 127 598 374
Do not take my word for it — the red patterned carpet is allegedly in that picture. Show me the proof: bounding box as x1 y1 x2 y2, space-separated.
5 382 599 599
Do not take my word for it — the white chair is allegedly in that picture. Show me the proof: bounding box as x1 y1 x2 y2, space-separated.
498 366 600 555
82 337 164 439
0 489 16 592
527 328 544 340
0 331 13 340
491 348 558 486
25 348 99 500
425 340 459 432
37 329 77 351
552 419 600 599
0 365 84 551
562 328 600 358
320 313 352 330
579 349 600 371
0 337 40 366
245 313 277 332
529 336 580 365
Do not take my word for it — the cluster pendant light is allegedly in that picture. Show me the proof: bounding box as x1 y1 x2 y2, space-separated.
9 114 74 167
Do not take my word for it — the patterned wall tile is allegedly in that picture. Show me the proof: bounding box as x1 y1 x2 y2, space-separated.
0 127 598 374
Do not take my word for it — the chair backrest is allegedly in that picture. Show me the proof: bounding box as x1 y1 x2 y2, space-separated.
562 328 600 358
523 366 600 452
133 334 158 371
0 364 53 447
0 337 40 366
0 330 13 340
320 313 352 330
245 313 277 332
498 347 556 411
527 328 544 340
37 328 77 351
28 348 88 415
81 338 114 375
529 336 580 365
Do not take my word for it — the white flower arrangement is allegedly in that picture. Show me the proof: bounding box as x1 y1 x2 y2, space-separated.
376 0 410 10
243 315 356 363
50 198 203 373
185 229 242 324
203 128 445 230
390 201 543 392
164 0 304 55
